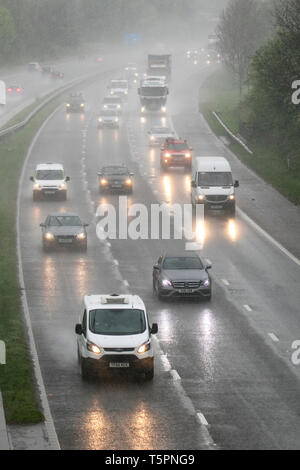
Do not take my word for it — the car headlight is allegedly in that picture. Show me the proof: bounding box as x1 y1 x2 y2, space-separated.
98 117 102 122
33 183 40 189
161 106 166 112
198 194 205 201
137 341 151 354
124 90 128 95
100 178 108 185
115 117 119 122
150 135 155 141
66 103 70 107
164 152 171 158
141 107 145 113
117 105 120 109
185 153 191 158
45 232 54 240
59 183 66 190
80 103 84 107
229 194 235 200
202 279 210 287
77 232 86 240
87 341 102 355
126 178 132 185
161 279 172 287
103 105 107 109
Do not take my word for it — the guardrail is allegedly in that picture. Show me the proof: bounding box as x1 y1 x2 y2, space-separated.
212 111 253 155
0 68 113 140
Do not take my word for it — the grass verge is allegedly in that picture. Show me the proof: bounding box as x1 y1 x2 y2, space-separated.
199 67 300 205
0 95 64 424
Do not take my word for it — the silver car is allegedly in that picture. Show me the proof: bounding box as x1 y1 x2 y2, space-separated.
153 252 212 300
147 126 176 146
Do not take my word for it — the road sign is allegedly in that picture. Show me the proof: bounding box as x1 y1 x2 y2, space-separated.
0 80 6 106
0 341 5 365
124 34 141 45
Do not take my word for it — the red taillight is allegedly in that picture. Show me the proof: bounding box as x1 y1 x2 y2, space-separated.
17 88 21 92
97 57 102 62
7 88 12 92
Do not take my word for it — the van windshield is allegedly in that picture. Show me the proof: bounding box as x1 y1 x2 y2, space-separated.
36 170 64 180
197 172 233 186
89 309 146 335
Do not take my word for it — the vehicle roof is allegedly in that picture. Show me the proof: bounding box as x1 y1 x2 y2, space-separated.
46 212 81 218
102 165 129 171
193 156 231 172
83 294 146 311
36 163 64 170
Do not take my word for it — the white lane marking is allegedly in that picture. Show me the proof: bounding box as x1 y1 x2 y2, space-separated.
160 354 171 371
268 333 279 343
243 304 252 312
113 259 119 266
123 279 129 287
222 279 229 286
237 207 300 268
197 412 209 426
17 106 62 450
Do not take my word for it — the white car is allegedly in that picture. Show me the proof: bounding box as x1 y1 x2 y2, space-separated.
147 126 176 146
75 294 158 380
102 96 122 113
98 109 120 128
30 163 70 201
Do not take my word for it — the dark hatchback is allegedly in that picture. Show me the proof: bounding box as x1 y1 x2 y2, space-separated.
66 93 85 112
98 166 134 194
153 253 212 300
40 213 88 252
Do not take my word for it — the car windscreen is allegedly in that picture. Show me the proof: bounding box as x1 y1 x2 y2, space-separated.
165 142 188 151
100 110 118 116
162 257 203 270
103 167 128 175
89 308 146 335
103 97 121 104
141 87 167 96
152 128 172 134
197 172 233 186
36 170 64 180
48 216 82 226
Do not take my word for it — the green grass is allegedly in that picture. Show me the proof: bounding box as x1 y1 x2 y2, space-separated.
199 68 300 205
0 96 64 423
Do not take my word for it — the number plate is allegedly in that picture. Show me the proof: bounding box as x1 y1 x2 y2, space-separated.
58 238 73 243
211 205 223 209
109 362 130 368
44 190 55 194
178 288 194 293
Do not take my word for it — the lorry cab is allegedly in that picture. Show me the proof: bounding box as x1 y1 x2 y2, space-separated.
0 80 6 107
191 156 239 217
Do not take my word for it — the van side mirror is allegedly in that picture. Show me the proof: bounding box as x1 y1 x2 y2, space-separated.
40 223 45 227
65 176 70 182
153 264 160 270
151 323 158 335
30 176 34 182
234 180 239 188
75 324 82 335
83 223 89 227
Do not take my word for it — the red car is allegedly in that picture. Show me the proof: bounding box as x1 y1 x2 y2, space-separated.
160 138 193 171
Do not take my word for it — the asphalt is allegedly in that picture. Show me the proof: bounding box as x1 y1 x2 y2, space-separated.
2 57 300 450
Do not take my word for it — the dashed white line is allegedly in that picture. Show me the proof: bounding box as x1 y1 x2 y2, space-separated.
222 279 229 286
268 333 279 342
170 369 181 381
243 304 252 312
197 412 209 426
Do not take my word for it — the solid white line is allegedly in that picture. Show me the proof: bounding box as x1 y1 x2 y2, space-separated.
268 333 279 343
160 354 171 371
237 207 300 268
222 279 229 286
123 280 129 287
197 412 209 426
170 369 181 381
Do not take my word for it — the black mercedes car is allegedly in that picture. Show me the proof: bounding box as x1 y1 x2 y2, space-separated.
40 213 88 252
98 165 134 194
153 252 212 300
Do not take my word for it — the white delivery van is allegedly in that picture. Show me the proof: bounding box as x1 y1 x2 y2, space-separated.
109 79 129 98
0 80 6 107
75 294 158 380
30 163 70 201
191 156 239 217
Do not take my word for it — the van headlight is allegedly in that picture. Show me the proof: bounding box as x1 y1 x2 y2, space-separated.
33 183 40 189
137 341 151 354
77 232 86 240
87 341 102 355
198 194 205 201
59 183 66 190
229 194 235 200
45 232 54 240
98 117 102 122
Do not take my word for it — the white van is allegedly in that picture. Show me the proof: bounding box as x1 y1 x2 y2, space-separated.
30 163 70 201
109 79 129 98
75 294 158 380
191 156 239 217
0 80 6 106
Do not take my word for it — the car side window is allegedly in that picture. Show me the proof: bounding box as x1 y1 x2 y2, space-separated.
82 310 87 337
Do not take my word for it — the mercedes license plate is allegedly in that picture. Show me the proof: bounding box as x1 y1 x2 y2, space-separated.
178 288 194 293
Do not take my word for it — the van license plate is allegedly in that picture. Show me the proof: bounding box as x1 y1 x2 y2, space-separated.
109 362 129 368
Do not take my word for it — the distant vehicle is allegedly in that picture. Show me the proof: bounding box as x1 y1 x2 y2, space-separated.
206 51 221 65
102 96 122 114
30 163 70 201
28 62 41 72
160 138 193 171
186 49 199 64
0 80 5 106
138 79 169 113
66 93 85 112
41 65 55 76
7 84 23 95
109 79 129 98
147 54 172 79
98 165 134 194
147 126 176 146
191 156 239 217
51 70 64 80
125 63 139 84
97 108 119 128
75 293 158 380
153 252 212 300
40 213 88 252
